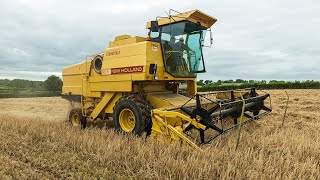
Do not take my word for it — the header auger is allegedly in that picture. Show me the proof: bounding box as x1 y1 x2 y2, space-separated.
62 9 272 150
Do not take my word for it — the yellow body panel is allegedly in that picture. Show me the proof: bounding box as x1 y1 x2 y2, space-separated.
109 35 146 48
62 61 91 95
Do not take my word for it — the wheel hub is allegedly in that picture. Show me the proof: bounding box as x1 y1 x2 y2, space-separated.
119 108 135 132
71 114 80 126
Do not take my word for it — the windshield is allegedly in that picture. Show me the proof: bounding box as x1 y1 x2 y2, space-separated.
159 21 207 78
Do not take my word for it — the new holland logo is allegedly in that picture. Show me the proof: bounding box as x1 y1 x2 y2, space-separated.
111 66 144 74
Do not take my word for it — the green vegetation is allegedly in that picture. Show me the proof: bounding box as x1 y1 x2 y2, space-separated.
1 77 320 98
0 75 62 98
197 79 320 91
44 75 63 92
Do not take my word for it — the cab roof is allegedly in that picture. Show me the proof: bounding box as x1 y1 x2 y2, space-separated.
146 9 217 29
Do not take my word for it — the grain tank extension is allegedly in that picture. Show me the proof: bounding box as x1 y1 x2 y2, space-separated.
62 10 271 150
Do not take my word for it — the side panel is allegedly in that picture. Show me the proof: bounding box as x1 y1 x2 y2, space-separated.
101 41 165 82
90 81 132 92
62 61 91 96
101 42 148 76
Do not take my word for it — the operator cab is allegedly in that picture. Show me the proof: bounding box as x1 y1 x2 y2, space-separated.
146 10 217 78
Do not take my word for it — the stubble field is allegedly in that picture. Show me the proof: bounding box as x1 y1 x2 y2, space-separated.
0 90 319 179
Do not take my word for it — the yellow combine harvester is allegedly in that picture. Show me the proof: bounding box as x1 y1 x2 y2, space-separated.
62 9 271 150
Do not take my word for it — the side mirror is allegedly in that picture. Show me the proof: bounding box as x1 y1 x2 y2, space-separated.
150 21 159 32
210 30 213 45
202 28 213 47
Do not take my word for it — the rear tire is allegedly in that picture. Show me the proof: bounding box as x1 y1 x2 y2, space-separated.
69 109 87 129
113 94 152 136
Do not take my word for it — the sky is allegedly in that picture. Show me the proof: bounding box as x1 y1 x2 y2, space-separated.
0 0 319 81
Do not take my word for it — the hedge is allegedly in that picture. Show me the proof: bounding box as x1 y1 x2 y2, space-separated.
198 81 320 92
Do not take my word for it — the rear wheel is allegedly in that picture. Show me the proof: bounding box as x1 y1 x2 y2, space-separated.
69 109 87 129
113 94 152 136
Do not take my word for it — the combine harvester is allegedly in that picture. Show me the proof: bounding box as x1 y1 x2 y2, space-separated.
62 10 272 150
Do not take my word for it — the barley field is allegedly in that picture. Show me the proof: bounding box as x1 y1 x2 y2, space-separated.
0 90 319 179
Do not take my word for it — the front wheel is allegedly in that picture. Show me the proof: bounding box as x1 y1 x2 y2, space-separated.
113 95 151 136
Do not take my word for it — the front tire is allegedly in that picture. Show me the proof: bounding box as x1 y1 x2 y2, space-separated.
113 95 151 136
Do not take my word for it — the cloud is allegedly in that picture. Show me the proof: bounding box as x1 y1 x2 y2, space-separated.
0 0 319 80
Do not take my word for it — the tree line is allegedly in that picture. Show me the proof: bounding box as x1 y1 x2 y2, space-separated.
0 75 62 92
0 75 62 98
197 79 320 91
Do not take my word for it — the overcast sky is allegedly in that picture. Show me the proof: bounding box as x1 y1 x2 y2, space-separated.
0 0 319 81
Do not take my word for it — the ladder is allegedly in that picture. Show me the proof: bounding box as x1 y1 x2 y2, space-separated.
80 55 94 117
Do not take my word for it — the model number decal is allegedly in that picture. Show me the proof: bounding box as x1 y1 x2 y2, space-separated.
111 66 144 74
106 49 120 56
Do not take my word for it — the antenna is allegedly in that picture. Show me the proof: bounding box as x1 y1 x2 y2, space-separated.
164 10 169 17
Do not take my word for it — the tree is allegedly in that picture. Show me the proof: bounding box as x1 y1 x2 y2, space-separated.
235 79 245 83
44 75 62 92
197 80 205 86
204 80 210 85
9 79 32 89
0 79 10 88
223 79 233 83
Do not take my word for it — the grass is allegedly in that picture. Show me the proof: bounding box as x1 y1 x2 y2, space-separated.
0 90 319 179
